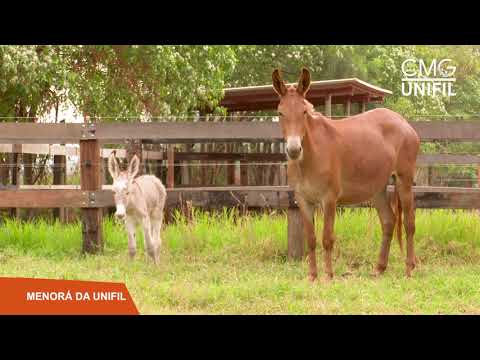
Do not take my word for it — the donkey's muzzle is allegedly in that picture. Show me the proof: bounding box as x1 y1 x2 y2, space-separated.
115 212 126 220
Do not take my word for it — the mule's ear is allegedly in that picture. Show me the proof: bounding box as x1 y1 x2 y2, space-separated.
272 68 287 97
108 152 119 180
297 67 311 96
127 154 140 180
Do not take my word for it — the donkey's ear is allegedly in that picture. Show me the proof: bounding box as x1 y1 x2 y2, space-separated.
297 67 311 96
272 68 287 97
127 154 140 180
108 152 119 180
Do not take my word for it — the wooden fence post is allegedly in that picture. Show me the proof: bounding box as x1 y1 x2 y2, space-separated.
181 144 191 186
287 162 305 260
80 139 103 254
53 147 67 222
288 207 304 260
227 144 236 185
167 145 175 189
10 144 22 219
240 160 248 185
234 161 241 185
166 144 175 223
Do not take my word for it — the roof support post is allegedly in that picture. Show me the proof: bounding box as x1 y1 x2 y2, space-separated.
325 94 332 118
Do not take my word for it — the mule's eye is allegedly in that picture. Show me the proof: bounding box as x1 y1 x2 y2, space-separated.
278 111 284 117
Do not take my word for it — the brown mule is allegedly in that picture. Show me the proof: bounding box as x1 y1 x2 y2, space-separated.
272 68 420 281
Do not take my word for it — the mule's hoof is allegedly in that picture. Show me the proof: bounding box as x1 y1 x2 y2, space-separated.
371 266 386 278
405 261 416 278
405 268 415 278
308 274 317 282
321 273 334 283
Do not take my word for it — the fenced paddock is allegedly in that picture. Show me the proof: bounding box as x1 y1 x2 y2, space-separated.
0 120 479 259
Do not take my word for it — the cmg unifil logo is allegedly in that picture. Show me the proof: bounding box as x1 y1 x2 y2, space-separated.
401 59 456 97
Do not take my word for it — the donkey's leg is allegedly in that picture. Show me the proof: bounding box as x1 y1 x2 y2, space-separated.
151 206 165 264
125 217 137 260
296 195 317 282
142 216 157 264
397 175 416 277
321 198 337 280
151 217 162 264
371 189 396 275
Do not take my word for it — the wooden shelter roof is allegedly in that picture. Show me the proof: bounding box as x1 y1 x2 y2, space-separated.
220 78 392 112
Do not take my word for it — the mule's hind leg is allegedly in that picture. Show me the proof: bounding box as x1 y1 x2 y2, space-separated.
321 198 337 280
396 174 416 277
371 189 396 275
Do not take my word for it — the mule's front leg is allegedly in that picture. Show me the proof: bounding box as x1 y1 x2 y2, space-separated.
296 195 317 282
125 217 137 260
322 199 337 280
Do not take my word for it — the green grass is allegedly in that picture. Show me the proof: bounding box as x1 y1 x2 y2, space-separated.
1 208 480 314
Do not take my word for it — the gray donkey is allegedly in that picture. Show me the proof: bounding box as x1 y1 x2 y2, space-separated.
108 152 167 264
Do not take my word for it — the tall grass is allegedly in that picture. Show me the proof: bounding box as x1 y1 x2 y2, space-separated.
1 208 479 263
1 208 479 314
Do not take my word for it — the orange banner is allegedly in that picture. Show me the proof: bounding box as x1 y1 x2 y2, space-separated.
0 277 139 315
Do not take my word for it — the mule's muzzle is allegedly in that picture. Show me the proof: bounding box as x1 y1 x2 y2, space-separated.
286 145 303 160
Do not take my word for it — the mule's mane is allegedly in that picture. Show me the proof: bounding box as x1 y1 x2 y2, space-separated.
303 99 316 114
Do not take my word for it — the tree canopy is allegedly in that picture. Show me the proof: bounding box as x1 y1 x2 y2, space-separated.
1 45 480 121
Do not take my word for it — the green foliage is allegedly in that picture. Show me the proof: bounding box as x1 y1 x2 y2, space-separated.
61 45 236 119
2 45 480 122
227 45 480 119
0 45 237 121
0 46 69 119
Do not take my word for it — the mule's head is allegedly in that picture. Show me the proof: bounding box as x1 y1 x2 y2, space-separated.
107 152 140 220
272 67 312 161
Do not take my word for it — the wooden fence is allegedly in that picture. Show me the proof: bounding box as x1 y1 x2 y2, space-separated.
0 120 479 259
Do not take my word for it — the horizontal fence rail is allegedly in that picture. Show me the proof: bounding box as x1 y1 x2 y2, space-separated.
1 146 480 168
1 186 479 209
1 121 480 144
0 146 479 166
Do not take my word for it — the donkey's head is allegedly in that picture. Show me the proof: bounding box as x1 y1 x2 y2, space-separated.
272 67 312 161
108 152 140 220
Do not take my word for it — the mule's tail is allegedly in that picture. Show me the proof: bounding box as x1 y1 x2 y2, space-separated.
393 178 404 254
